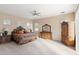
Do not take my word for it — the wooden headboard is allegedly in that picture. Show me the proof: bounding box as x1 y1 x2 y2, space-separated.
12 26 28 34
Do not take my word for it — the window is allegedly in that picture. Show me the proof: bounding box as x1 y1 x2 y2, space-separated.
3 19 11 25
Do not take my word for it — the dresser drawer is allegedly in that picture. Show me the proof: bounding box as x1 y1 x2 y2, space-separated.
40 32 52 40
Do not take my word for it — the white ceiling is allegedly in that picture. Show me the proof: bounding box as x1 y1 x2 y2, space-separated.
0 4 78 20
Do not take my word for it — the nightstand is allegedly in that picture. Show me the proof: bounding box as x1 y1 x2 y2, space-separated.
0 35 11 44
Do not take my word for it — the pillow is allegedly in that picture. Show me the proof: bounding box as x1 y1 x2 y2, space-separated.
17 31 24 34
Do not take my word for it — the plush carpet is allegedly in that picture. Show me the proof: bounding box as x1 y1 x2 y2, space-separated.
0 38 76 55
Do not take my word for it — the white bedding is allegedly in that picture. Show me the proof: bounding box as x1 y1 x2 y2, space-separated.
0 38 76 55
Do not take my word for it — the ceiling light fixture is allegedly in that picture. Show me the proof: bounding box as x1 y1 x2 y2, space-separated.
61 11 65 13
31 10 40 16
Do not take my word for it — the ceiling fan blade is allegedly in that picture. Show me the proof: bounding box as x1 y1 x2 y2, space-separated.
37 13 40 16
30 10 41 16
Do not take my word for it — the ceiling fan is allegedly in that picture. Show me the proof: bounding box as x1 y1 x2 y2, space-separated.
31 10 40 16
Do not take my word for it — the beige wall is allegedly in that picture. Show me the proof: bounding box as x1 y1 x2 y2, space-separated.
75 6 79 54
0 12 33 34
34 12 75 40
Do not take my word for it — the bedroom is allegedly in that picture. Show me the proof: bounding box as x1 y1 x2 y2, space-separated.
0 4 78 55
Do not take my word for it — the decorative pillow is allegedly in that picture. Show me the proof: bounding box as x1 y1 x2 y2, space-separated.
18 31 24 34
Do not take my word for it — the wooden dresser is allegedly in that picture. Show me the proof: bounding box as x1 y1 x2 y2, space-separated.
39 24 52 40
40 32 52 40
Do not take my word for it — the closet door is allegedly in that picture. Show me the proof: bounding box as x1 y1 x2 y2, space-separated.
61 22 68 42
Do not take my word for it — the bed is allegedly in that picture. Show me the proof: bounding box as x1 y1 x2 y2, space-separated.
11 26 37 44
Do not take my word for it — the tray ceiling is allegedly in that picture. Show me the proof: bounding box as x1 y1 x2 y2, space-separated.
0 4 78 20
